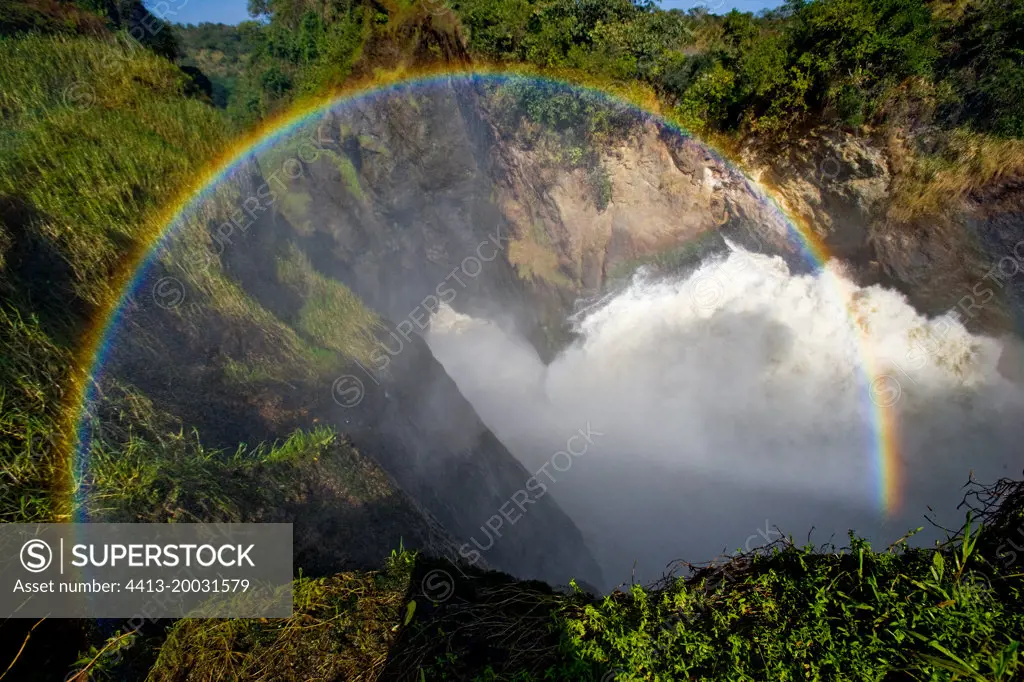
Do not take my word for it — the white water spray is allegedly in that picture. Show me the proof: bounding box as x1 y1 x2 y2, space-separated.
427 244 1024 585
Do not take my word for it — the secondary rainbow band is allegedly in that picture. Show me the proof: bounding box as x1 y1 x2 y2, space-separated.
59 67 902 520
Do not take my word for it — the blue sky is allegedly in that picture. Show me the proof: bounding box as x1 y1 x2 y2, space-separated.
659 0 781 11
148 0 781 26
145 0 252 26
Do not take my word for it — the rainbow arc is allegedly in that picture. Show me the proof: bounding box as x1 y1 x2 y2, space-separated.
60 70 902 520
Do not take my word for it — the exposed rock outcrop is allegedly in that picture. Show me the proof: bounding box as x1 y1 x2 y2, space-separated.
741 129 1024 336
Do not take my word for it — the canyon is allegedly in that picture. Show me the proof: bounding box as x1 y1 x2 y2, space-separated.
101 75 1024 588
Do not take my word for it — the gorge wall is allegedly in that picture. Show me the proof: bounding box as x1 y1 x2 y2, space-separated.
101 74 1024 590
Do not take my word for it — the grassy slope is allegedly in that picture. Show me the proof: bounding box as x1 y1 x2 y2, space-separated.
0 20 392 678
0 1 412 666
83 391 457 572
0 31 228 522
0 27 382 522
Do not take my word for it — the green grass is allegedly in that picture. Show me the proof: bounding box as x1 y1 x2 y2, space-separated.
75 381 400 525
76 382 313 522
0 304 71 522
0 29 386 525
276 242 382 365
564 531 1022 680
143 508 1024 681
0 33 231 307
324 149 368 201
81 422 354 523
0 31 231 522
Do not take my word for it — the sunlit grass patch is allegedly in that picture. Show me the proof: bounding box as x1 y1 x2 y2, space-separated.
0 33 230 306
276 242 382 365
563 529 1023 681
143 517 1024 680
887 128 1024 224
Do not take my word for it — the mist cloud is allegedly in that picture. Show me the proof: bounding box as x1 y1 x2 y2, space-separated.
427 243 1024 586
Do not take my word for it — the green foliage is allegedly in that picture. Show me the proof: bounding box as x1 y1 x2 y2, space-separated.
455 0 692 81
451 0 1018 140
222 5 368 126
789 0 938 117
0 20 384 528
659 0 940 135
293 11 364 95
490 78 635 138
175 22 258 107
0 31 228 522
214 0 1021 140
145 519 1024 681
225 0 1021 140
672 60 738 132
451 0 535 60
938 0 1024 137
275 242 382 364
563 533 1023 680
0 22 379 530
80 414 373 523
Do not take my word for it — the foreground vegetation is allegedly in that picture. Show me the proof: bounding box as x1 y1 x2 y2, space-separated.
0 0 380 525
0 29 229 525
144 483 1024 680
0 3 387 674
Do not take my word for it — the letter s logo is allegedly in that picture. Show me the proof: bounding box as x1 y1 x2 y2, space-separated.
21 539 53 573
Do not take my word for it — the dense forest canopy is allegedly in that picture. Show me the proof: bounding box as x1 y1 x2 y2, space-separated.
168 0 1023 139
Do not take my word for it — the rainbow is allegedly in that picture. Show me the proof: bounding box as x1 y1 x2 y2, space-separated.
59 68 903 521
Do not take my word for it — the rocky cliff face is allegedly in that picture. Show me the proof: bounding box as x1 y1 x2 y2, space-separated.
493 117 1024 346
190 77 804 589
741 129 1024 338
103 79 610 589
493 121 793 287
104 74 1023 593
743 130 892 271
479 103 1024 348
280 78 804 358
